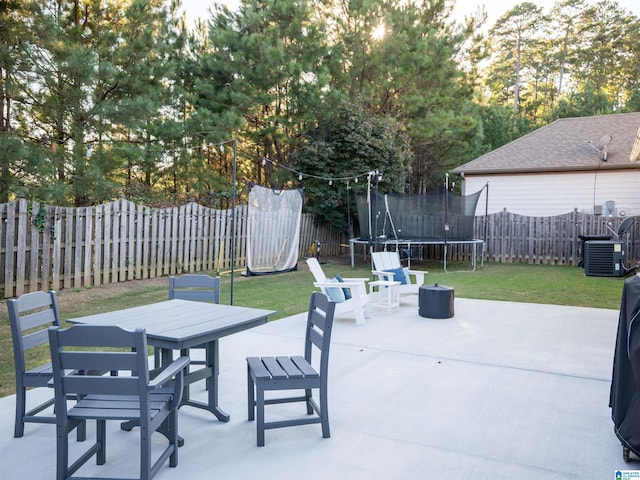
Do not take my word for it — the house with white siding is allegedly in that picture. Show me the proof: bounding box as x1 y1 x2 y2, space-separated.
450 112 640 217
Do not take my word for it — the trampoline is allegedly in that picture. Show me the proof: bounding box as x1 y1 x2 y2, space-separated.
350 186 485 271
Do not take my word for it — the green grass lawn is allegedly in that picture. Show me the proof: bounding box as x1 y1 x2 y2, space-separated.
0 258 626 397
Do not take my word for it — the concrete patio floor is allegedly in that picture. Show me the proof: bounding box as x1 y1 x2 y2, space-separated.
0 295 631 479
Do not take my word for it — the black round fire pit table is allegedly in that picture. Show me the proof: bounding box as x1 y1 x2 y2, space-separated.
419 283 454 319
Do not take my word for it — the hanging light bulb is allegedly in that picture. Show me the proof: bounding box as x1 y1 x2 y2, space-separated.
298 174 303 181
329 179 333 186
262 157 267 166
219 143 224 153
354 177 358 183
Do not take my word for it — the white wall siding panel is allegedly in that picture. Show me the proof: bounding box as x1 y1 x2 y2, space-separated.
463 170 640 216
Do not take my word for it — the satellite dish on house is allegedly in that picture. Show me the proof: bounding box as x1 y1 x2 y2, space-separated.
630 127 640 162
618 216 635 238
599 134 612 149
588 134 612 161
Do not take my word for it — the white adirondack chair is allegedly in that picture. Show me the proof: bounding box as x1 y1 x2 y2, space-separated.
306 258 370 325
371 251 428 296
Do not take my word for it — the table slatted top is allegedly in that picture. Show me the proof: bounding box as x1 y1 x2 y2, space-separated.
69 300 275 349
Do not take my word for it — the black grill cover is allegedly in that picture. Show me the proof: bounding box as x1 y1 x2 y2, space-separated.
610 275 640 455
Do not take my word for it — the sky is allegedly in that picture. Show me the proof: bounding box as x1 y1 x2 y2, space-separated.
178 0 640 29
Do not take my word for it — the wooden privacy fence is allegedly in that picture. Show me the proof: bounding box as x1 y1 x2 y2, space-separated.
467 210 640 266
0 198 348 298
368 210 640 268
1 199 638 298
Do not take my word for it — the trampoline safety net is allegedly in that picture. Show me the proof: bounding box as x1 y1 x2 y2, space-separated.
246 183 303 275
355 189 482 242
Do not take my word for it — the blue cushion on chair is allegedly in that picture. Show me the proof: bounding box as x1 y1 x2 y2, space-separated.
385 266 408 284
334 274 352 300
324 278 346 303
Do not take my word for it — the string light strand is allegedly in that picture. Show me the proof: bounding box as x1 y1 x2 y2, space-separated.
260 155 374 184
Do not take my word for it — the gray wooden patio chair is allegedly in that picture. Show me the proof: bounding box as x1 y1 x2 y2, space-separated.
169 274 221 304
168 274 221 398
247 292 336 446
8 290 64 437
48 324 189 480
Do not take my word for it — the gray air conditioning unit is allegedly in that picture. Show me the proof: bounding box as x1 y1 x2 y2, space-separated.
584 241 625 277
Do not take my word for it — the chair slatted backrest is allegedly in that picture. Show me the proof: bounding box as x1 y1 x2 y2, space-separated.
306 258 327 283
306 257 333 298
372 251 402 271
8 291 61 376
49 325 150 401
169 274 220 304
304 292 335 377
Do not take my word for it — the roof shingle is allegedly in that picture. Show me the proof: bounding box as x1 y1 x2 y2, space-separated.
451 112 640 175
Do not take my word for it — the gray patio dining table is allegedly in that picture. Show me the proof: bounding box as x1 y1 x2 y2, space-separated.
69 299 275 423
